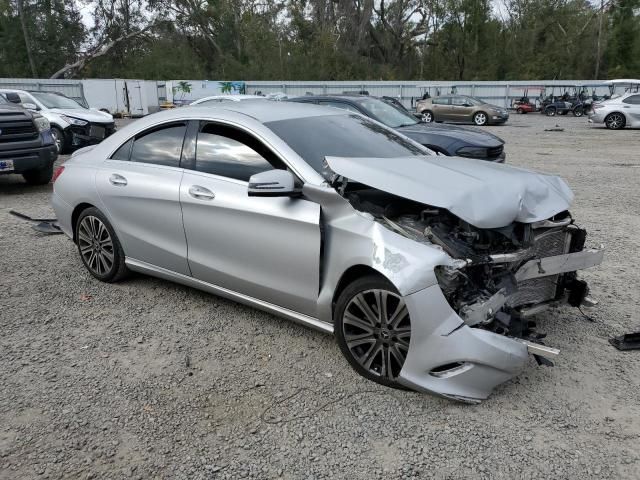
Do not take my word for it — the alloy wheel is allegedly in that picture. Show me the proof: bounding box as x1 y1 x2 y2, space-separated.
51 129 63 153
78 216 115 276
474 112 487 125
606 113 624 130
422 111 433 123
342 289 411 380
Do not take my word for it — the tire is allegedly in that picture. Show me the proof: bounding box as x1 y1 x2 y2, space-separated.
334 274 411 389
516 107 524 114
50 126 66 154
22 163 53 185
573 106 584 117
421 110 434 123
473 111 488 126
75 207 129 283
545 106 556 117
605 112 626 130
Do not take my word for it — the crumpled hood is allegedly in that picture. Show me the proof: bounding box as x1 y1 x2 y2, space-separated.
397 122 504 147
325 155 573 229
50 108 113 123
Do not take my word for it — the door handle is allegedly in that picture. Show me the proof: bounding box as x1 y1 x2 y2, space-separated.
109 174 127 186
188 185 215 200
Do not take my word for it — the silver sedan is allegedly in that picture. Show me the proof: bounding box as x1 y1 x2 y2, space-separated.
51 102 603 402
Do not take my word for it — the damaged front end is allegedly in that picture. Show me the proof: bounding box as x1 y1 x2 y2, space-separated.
345 186 603 357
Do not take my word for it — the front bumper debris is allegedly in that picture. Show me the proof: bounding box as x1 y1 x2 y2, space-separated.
514 248 604 282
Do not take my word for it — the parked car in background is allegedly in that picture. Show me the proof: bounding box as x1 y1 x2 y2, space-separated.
288 95 506 162
416 95 509 126
588 92 640 130
51 102 603 402
0 89 115 154
190 95 267 106
0 96 58 185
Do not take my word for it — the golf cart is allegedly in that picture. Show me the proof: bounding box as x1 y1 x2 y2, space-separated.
511 87 544 113
540 85 587 117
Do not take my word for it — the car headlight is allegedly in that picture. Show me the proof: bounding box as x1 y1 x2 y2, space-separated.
33 115 50 132
456 146 488 158
60 114 88 126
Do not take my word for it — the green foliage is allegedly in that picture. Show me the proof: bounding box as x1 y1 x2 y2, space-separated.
1 0 638 80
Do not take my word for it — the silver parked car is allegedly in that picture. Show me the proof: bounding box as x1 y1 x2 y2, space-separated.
588 92 640 129
52 102 603 402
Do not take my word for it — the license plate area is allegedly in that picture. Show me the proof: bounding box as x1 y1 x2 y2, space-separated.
90 125 106 139
0 159 14 172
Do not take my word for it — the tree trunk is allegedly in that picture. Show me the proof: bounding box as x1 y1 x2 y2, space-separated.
17 0 38 77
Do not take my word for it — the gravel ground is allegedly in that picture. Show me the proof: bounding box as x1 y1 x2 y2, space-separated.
1 113 639 480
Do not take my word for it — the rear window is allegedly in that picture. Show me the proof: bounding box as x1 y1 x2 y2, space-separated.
264 114 426 173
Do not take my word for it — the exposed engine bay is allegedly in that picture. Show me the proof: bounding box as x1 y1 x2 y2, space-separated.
344 186 598 349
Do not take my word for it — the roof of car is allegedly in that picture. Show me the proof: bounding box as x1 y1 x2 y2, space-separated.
191 94 266 104
291 94 368 102
184 100 348 123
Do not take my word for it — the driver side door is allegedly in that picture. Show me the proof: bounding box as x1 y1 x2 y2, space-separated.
179 121 321 316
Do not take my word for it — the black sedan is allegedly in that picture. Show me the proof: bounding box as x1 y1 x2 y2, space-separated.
287 95 506 162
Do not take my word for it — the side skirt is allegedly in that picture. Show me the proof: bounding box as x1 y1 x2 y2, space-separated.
125 257 334 334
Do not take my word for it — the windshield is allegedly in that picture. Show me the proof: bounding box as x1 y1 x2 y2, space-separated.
30 92 86 109
355 97 418 128
265 114 427 173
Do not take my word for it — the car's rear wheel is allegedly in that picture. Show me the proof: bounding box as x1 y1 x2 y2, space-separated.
75 207 128 282
421 110 434 123
545 106 556 116
605 112 626 130
473 112 488 126
335 275 411 389
22 163 53 185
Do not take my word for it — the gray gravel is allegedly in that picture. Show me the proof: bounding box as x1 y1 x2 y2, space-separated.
1 114 639 479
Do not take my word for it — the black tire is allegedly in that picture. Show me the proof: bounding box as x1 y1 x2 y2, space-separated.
22 163 53 185
75 207 129 283
50 126 66 154
545 106 556 117
334 274 411 389
473 111 488 126
573 106 584 117
605 112 626 130
421 110 434 123
516 107 524 114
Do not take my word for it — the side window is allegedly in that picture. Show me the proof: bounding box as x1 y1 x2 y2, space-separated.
194 123 284 182
623 95 640 105
111 138 133 160
433 97 450 105
319 101 361 114
129 123 186 167
451 96 467 106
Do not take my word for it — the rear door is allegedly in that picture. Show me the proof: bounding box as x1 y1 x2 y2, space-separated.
179 121 321 315
431 96 451 121
450 96 475 122
96 122 190 275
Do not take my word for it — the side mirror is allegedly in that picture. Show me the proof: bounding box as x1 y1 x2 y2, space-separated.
22 103 38 111
248 169 300 197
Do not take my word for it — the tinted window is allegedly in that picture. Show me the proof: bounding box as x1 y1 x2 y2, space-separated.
130 123 186 167
318 101 361 114
355 97 418 127
111 138 133 160
195 123 280 181
451 96 469 106
623 95 640 105
265 114 426 173
432 97 449 105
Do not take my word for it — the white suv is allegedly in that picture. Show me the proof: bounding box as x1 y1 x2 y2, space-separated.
588 92 640 130
0 89 115 153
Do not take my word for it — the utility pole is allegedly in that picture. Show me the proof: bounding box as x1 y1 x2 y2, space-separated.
595 0 604 79
17 0 38 77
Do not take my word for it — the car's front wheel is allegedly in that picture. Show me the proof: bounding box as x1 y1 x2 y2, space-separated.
605 112 626 130
75 207 128 282
50 126 66 154
335 275 411 389
473 112 488 126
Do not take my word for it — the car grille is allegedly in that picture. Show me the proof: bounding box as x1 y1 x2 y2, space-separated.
487 145 504 159
508 229 570 307
0 112 38 143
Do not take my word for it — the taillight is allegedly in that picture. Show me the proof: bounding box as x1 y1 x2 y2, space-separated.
52 165 65 183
